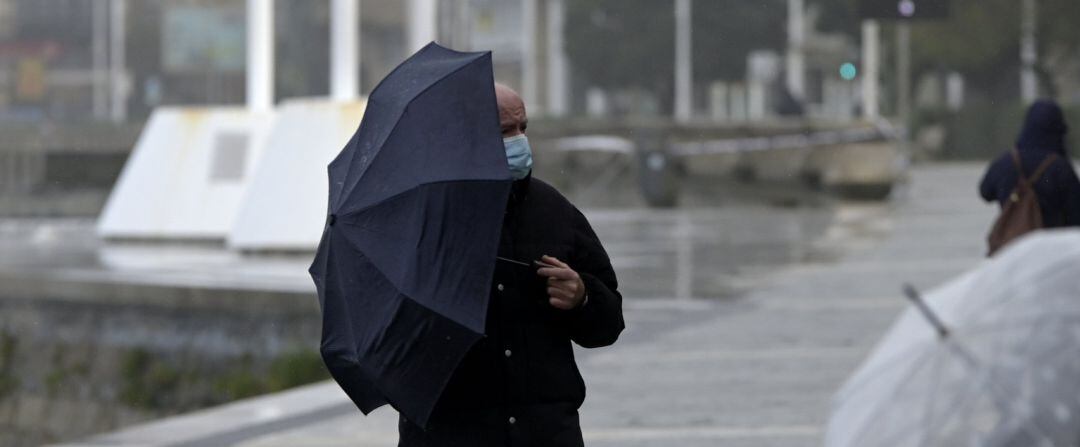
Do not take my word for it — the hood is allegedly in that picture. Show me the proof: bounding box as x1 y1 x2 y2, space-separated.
1017 99 1069 155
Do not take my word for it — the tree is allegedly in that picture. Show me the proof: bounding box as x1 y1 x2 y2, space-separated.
906 0 1080 98
564 0 674 93
564 0 787 111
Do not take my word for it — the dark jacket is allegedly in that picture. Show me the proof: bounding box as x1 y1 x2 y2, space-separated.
979 100 1080 227
398 176 625 447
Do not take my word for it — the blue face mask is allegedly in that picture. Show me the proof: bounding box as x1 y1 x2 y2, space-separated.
503 135 533 180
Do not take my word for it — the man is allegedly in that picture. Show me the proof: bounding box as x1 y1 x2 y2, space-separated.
396 83 625 446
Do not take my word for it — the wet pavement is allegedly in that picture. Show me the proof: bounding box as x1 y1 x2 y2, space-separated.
0 184 834 300
46 162 995 446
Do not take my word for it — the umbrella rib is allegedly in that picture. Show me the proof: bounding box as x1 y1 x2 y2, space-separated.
336 178 508 218
954 263 1078 323
916 348 948 447
924 369 1002 447
330 218 494 332
963 300 1080 329
949 338 1062 446
335 55 493 209
838 336 946 399
977 313 1072 445
963 313 1080 338
844 347 939 446
869 347 979 447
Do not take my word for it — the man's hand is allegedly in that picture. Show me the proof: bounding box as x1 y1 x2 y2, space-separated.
536 255 586 310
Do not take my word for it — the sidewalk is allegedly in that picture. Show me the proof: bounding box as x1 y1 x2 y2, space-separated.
62 163 994 447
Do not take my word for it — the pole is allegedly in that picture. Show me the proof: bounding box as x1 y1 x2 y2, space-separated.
92 0 108 119
522 0 539 113
110 0 128 122
785 0 805 100
330 0 359 101
1020 0 1038 103
407 0 438 53
451 0 472 50
674 0 692 123
897 23 911 145
546 0 568 117
246 0 274 112
861 19 879 120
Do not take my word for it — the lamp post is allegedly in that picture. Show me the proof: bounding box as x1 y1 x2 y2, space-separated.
674 0 692 123
330 0 360 101
246 0 274 112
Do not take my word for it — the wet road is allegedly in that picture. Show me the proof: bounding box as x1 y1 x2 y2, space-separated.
47 163 995 446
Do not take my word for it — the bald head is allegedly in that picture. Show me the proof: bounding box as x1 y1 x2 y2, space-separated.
495 83 528 137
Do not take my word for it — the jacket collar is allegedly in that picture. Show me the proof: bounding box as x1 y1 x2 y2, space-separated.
508 171 532 209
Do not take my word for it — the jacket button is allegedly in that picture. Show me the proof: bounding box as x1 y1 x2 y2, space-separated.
508 416 516 424
504 349 512 358
497 284 505 292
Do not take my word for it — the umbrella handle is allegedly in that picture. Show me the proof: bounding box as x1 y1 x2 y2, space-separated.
496 256 558 270
903 284 950 339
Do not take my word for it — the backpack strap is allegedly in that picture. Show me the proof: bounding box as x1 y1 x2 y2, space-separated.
1010 148 1031 189
1029 153 1059 184
1011 148 1059 188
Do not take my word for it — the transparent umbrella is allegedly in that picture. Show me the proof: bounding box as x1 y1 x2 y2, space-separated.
826 230 1080 447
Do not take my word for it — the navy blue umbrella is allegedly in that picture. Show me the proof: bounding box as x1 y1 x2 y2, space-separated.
309 43 512 428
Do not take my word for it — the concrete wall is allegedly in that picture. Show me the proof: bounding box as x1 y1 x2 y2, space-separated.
0 123 140 217
0 272 323 446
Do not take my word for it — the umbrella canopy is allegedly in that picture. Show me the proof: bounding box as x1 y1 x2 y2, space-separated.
827 229 1080 447
309 43 512 428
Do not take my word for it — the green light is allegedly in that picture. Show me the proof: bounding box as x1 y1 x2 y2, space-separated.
840 63 858 81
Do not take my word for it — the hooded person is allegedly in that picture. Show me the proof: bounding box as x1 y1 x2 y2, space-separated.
979 99 1080 228
395 83 625 447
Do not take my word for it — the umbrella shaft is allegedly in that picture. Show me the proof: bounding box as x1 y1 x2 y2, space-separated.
903 284 950 338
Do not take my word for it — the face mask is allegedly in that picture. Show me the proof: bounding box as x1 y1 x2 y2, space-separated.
503 134 533 180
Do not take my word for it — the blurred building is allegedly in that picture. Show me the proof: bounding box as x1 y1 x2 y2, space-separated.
0 0 407 123
0 0 868 125
0 0 555 124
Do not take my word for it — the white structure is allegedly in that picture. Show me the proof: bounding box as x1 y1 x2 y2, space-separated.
747 51 782 121
100 0 368 245
99 2 279 240
728 83 748 122
228 99 366 251
97 107 271 239
709 82 728 122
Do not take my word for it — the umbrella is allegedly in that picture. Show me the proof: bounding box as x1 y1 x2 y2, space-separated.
826 229 1080 447
308 43 512 428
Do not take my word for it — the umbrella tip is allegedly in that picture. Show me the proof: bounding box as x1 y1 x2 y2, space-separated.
902 283 950 339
